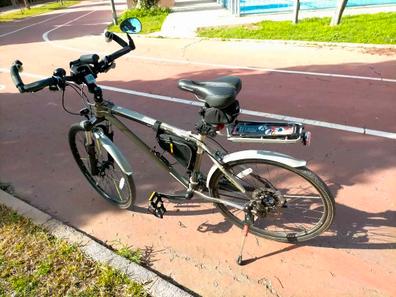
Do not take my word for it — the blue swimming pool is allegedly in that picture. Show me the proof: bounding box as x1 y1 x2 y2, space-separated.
221 0 396 15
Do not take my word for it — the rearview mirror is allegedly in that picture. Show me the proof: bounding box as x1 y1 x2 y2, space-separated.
120 17 142 34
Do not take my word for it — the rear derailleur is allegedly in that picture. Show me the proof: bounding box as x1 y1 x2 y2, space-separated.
251 188 286 217
236 188 286 265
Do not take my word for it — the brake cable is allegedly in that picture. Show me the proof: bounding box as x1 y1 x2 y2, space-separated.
61 88 80 116
61 83 92 116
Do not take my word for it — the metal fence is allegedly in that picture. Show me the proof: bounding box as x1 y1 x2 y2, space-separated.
219 0 396 16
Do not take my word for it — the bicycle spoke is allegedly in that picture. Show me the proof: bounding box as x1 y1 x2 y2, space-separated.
212 160 332 241
71 127 132 208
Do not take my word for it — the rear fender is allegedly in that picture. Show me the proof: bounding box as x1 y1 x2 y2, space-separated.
206 150 306 188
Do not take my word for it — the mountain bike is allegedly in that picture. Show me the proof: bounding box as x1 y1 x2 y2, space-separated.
10 18 335 265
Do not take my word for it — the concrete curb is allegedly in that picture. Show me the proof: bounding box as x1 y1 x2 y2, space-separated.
197 38 396 50
0 189 194 297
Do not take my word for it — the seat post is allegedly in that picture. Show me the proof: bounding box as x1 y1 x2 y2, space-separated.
190 134 206 185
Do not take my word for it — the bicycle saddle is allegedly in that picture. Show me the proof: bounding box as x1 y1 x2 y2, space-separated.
178 76 242 108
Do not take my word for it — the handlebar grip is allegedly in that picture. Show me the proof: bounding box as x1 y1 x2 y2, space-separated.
10 60 58 93
105 31 128 48
80 54 99 65
106 46 131 63
10 60 25 93
23 77 58 93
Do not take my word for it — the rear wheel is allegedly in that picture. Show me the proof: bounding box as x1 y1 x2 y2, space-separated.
209 159 335 242
68 123 135 209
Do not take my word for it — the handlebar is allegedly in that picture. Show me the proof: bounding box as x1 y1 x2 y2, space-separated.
106 46 132 63
11 60 59 93
104 31 134 63
10 60 24 92
105 31 128 47
79 54 99 65
10 32 134 94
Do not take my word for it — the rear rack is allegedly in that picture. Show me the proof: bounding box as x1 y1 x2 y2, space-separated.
225 120 311 145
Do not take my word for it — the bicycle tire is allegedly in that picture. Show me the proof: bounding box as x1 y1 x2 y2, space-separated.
68 123 135 209
209 159 335 242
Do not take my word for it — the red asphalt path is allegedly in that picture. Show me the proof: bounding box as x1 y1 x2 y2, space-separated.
1 2 396 296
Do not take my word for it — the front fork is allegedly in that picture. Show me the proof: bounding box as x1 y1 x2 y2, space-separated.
83 119 114 176
84 130 100 176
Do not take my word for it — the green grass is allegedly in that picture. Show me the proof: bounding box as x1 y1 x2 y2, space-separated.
0 204 147 296
198 12 396 44
110 239 142 264
0 0 80 22
116 245 142 264
107 7 170 34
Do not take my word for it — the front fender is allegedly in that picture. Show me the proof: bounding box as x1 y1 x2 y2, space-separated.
206 150 306 188
93 130 133 176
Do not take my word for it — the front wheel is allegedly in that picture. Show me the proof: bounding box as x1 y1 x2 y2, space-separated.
68 123 135 209
209 159 335 242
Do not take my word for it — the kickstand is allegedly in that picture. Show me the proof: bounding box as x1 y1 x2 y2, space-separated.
237 208 254 265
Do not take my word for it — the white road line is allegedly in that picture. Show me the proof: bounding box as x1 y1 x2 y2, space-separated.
100 85 396 139
130 55 396 84
42 10 97 43
0 12 70 38
40 27 396 83
0 69 44 79
41 39 396 83
39 9 396 84
81 22 109 26
1 68 395 140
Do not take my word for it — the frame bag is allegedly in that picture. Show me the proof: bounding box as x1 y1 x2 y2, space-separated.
158 133 197 171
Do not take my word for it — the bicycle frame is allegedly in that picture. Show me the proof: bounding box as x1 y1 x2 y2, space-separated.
88 101 248 210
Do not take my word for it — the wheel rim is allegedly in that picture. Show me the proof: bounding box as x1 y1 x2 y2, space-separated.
212 161 329 240
74 130 131 206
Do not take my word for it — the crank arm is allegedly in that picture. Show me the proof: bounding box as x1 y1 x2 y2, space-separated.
158 192 193 202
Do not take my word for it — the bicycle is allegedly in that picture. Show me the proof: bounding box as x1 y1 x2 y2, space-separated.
10 17 335 265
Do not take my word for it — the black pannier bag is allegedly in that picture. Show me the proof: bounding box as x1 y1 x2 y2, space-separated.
158 133 197 171
202 100 240 125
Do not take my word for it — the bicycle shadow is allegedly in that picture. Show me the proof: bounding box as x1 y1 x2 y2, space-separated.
132 197 234 230
132 192 396 252
196 201 396 265
131 203 218 217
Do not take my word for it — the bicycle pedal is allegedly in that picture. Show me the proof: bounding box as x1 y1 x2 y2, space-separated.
148 192 166 219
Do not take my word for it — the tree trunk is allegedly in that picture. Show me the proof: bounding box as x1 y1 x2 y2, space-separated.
126 0 135 8
23 0 30 9
331 0 348 26
10 0 18 8
293 0 300 24
110 0 118 24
